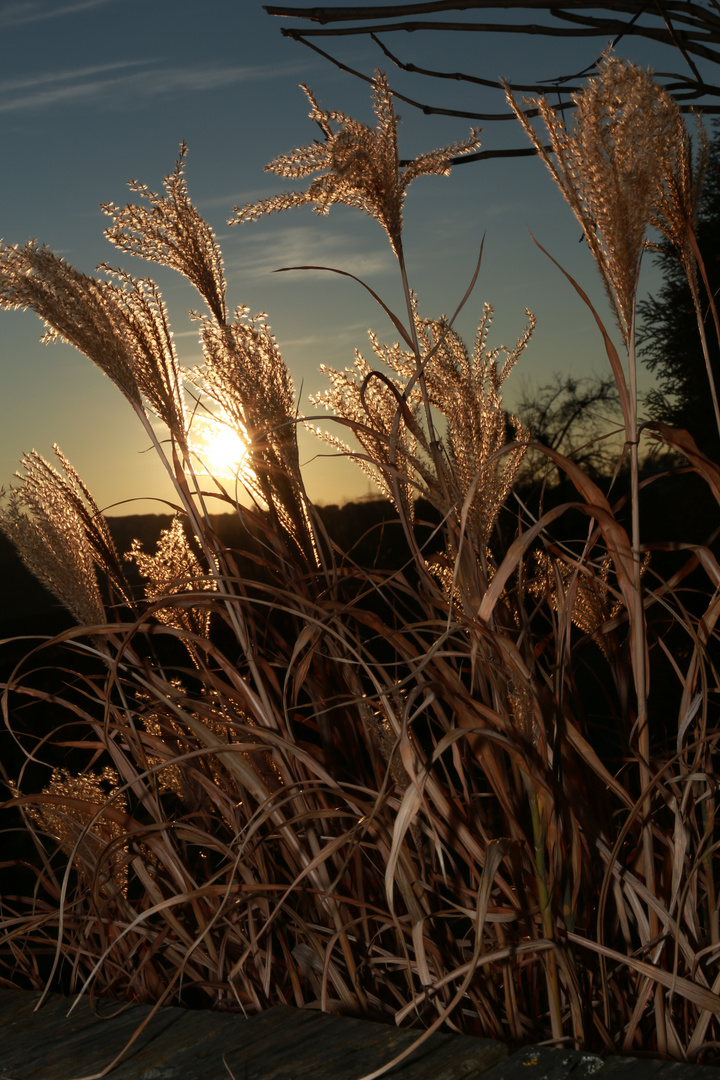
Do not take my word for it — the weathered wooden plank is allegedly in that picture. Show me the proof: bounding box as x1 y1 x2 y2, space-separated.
109 1006 323 1080
221 1007 507 1080
592 1056 667 1080
0 990 506 1080
480 1046 720 1080
98 1006 250 1080
654 1066 720 1079
479 1046 606 1080
0 990 239 1080
7 988 719 1080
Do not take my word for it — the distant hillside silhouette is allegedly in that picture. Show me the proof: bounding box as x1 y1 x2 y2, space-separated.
0 501 431 642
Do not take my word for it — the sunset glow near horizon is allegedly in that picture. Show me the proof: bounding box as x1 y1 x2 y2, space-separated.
0 0 701 517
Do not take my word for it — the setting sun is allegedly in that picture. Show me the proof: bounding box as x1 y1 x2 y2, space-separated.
190 411 250 481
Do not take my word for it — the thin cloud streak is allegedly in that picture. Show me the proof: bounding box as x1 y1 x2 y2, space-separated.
0 59 309 113
0 0 114 28
279 323 372 351
0 60 146 95
227 224 395 281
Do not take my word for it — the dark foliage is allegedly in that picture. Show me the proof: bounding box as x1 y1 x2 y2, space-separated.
638 127 720 457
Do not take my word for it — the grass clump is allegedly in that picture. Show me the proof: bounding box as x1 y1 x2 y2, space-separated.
0 60 720 1066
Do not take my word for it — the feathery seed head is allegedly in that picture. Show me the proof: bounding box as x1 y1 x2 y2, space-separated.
139 685 249 802
25 766 128 895
0 244 188 439
508 673 537 745
102 144 227 324
100 267 188 439
230 72 482 257
312 330 425 520
532 551 620 659
506 52 679 344
420 302 533 545
192 308 314 554
0 448 114 632
196 309 297 459
649 112 708 287
127 515 216 638
312 297 533 542
0 242 142 406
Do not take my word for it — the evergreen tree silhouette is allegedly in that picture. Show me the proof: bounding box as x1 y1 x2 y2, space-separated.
639 127 720 459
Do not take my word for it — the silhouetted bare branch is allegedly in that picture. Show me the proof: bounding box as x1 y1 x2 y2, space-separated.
264 1 720 161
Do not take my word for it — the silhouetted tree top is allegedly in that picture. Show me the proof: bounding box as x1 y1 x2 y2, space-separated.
265 1 720 162
638 125 720 458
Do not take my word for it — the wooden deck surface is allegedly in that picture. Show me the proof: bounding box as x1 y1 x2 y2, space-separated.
0 989 505 1080
0 989 718 1080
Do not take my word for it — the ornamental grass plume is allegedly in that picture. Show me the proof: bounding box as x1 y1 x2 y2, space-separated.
22 767 129 897
232 70 493 530
0 244 187 441
230 71 482 258
102 142 227 325
190 308 313 558
505 51 678 349
0 447 130 632
312 299 533 553
504 52 681 679
506 54 695 1037
650 111 708 291
127 516 216 640
102 148 317 566
0 243 142 410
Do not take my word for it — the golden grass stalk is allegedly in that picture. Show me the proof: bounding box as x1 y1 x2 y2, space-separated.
230 72 481 260
0 448 126 633
231 71 482 471
504 53 677 350
505 60 689 1018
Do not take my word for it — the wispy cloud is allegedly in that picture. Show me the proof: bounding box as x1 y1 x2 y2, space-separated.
0 57 309 113
226 223 395 281
280 322 373 351
0 0 114 28
0 60 145 96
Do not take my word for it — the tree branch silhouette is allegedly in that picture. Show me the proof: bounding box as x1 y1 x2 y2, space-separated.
265 1 720 162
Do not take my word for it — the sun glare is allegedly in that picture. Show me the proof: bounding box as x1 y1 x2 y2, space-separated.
190 412 250 481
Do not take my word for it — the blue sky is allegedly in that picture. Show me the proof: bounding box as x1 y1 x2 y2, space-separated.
0 0 693 513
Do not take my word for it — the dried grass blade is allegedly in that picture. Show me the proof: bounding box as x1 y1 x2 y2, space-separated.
529 231 633 438
275 266 414 348
360 840 510 1080
687 967 720 1057
385 779 424 913
567 935 720 1012
646 421 720 505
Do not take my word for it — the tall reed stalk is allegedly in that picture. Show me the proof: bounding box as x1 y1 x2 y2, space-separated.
505 61 717 1047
